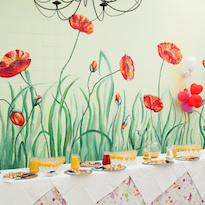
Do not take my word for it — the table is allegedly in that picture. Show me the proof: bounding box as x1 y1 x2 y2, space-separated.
1 151 205 205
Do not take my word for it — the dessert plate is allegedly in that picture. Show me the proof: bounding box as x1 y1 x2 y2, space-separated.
142 159 174 165
3 172 38 180
93 164 126 171
80 161 101 167
64 169 92 175
175 156 199 161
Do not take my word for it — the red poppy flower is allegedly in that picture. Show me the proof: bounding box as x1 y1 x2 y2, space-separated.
69 14 94 34
115 93 121 105
202 60 205 67
122 121 127 130
0 49 31 78
119 54 135 81
143 94 164 112
10 111 25 126
34 95 42 106
36 95 42 102
90 61 97 72
157 42 182 65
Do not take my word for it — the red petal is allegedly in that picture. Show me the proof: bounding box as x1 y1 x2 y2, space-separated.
69 14 93 34
144 94 164 112
10 112 25 126
157 42 182 65
119 54 135 81
0 59 31 78
143 95 152 109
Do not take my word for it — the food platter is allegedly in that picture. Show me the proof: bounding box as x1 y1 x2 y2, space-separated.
64 169 92 175
175 156 199 161
142 159 174 165
93 164 126 171
80 161 101 167
3 172 38 180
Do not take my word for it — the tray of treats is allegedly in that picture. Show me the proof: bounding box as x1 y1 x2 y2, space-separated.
80 161 101 167
93 164 126 171
142 159 174 165
175 156 199 161
64 169 92 175
3 172 38 180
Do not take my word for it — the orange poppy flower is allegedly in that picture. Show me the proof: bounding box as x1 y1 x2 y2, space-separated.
157 42 182 65
69 14 94 34
10 111 25 126
0 49 31 78
119 54 135 81
143 94 164 112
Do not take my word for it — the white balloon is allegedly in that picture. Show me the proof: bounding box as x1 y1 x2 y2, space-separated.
184 56 197 71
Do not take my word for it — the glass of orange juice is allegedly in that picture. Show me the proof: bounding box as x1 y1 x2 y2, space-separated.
150 142 161 158
172 146 177 158
143 150 151 162
29 158 39 173
71 155 80 170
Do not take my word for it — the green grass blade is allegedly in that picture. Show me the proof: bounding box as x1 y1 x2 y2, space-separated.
32 130 50 156
18 141 27 168
48 76 70 157
57 79 77 156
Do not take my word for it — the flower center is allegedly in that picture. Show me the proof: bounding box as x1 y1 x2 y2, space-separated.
126 63 130 72
164 50 173 56
10 59 20 65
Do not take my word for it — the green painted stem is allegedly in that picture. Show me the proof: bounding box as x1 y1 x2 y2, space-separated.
13 106 35 167
58 31 80 112
158 60 164 98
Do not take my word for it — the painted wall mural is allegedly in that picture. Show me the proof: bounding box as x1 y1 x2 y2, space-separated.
0 1 205 170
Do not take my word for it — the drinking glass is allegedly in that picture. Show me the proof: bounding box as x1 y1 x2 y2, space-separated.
143 150 151 162
29 158 39 173
150 142 161 158
71 155 80 169
172 146 177 158
102 152 111 165
166 146 174 160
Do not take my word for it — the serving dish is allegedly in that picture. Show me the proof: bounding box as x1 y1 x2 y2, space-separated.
142 159 174 165
93 164 126 171
80 161 101 167
3 172 38 180
64 169 92 175
175 156 199 161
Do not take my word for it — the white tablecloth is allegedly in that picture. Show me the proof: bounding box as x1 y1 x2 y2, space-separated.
1 151 205 205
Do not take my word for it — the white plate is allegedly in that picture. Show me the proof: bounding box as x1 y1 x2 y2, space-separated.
175 156 199 161
64 169 92 176
80 162 101 167
142 160 174 165
4 172 38 180
93 166 126 171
